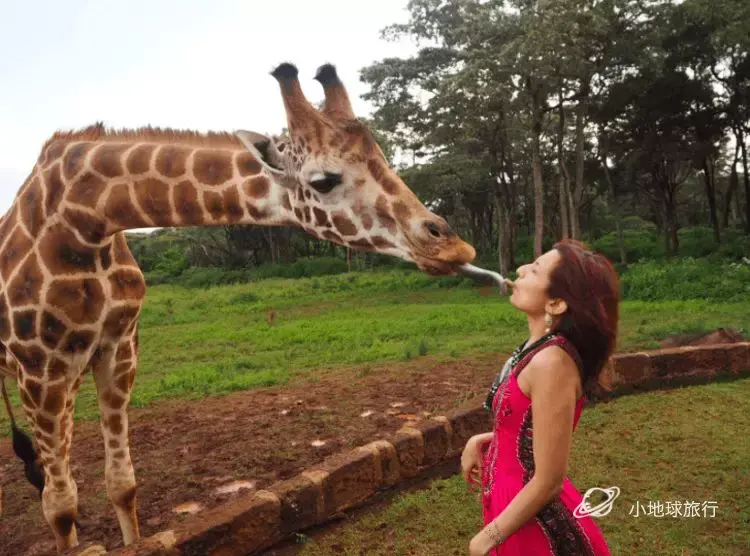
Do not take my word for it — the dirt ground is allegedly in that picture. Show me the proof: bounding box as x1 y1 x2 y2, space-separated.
0 353 504 556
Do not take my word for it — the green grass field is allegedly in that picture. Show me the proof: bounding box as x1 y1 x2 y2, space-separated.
296 377 750 556
1 268 748 426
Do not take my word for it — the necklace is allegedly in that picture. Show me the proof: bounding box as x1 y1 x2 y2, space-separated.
483 331 558 412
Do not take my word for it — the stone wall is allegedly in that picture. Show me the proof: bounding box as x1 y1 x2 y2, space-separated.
84 342 749 556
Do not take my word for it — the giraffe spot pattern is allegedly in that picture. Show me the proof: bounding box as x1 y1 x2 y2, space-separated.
9 342 46 376
38 226 96 274
372 236 397 249
243 175 270 199
222 188 244 222
108 414 123 435
116 341 133 360
62 143 91 181
0 295 10 341
67 171 107 208
313 207 331 227
103 306 139 339
36 412 55 434
19 177 45 236
46 278 105 324
41 141 65 167
155 145 189 178
47 357 68 381
100 243 113 270
203 191 225 221
104 184 151 229
173 181 203 225
44 164 65 214
282 193 292 211
375 195 397 234
246 204 269 221
362 214 373 230
332 212 358 236
126 144 155 175
193 149 233 186
41 311 67 349
235 151 262 176
350 238 374 250
322 230 344 244
108 269 146 301
43 383 66 415
393 200 413 226
25 379 43 406
1 227 33 282
7 254 44 306
133 178 173 226
91 144 128 178
63 330 95 354
13 310 36 340
62 207 107 244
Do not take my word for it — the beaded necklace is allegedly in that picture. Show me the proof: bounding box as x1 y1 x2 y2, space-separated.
483 331 558 413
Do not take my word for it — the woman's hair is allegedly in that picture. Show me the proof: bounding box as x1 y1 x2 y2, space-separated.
547 239 620 394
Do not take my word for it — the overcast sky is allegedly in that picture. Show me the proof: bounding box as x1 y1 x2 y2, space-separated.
0 0 418 216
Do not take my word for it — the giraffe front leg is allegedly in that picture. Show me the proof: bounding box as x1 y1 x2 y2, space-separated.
31 381 80 553
93 336 140 545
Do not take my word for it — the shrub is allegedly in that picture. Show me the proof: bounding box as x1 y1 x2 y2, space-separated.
619 258 750 301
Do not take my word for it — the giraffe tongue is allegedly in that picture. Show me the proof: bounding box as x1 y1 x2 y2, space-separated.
458 264 509 295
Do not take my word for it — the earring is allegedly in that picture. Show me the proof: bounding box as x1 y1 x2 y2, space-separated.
544 312 553 334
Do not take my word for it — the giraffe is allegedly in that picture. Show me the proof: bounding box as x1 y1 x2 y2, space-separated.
0 62 475 552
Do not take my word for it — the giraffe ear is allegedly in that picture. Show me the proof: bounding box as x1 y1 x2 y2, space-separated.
235 130 290 180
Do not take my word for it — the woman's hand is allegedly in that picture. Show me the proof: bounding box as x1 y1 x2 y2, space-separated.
468 530 495 555
461 433 492 492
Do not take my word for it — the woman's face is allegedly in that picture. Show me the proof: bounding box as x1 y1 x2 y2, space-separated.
509 249 563 315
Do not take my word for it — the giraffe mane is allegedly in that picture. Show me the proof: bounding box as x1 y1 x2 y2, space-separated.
43 122 246 150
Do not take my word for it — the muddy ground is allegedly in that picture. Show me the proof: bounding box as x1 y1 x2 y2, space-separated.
0 354 505 556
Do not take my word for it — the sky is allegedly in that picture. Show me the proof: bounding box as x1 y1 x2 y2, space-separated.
0 0 418 216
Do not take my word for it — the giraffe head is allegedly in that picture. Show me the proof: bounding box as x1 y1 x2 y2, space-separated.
236 63 475 275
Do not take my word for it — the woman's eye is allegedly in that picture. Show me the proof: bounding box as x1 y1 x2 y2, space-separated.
309 172 342 194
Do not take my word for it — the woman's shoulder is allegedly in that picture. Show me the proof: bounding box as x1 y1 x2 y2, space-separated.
519 342 583 399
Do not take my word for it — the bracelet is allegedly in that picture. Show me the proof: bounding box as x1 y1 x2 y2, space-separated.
483 520 505 545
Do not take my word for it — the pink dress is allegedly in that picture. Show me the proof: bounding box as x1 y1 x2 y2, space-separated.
480 335 611 555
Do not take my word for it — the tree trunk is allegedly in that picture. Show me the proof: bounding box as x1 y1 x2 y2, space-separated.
602 154 626 265
741 133 750 235
665 187 679 256
701 156 721 243
660 182 677 258
532 137 544 258
557 90 569 240
528 76 545 258
723 144 740 229
571 95 586 240
495 196 515 276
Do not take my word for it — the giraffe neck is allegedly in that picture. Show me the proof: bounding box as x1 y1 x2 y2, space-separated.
38 138 296 243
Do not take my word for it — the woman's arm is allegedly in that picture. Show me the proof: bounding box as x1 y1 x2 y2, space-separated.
470 347 580 553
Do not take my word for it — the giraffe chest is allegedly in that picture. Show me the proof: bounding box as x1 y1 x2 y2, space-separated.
0 230 145 378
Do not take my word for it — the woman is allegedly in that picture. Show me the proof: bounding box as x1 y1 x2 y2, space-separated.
462 240 619 556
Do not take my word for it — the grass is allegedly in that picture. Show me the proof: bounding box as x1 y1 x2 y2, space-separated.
1 268 749 427
295 377 750 556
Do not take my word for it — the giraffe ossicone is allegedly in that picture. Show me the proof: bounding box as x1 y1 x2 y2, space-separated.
0 62 475 552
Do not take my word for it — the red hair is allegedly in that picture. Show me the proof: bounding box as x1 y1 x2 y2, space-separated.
547 240 620 393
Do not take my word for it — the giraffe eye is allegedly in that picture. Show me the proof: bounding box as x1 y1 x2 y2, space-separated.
309 172 342 194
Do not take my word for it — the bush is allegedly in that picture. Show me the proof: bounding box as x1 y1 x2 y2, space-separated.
592 230 663 262
144 257 350 288
620 258 750 301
